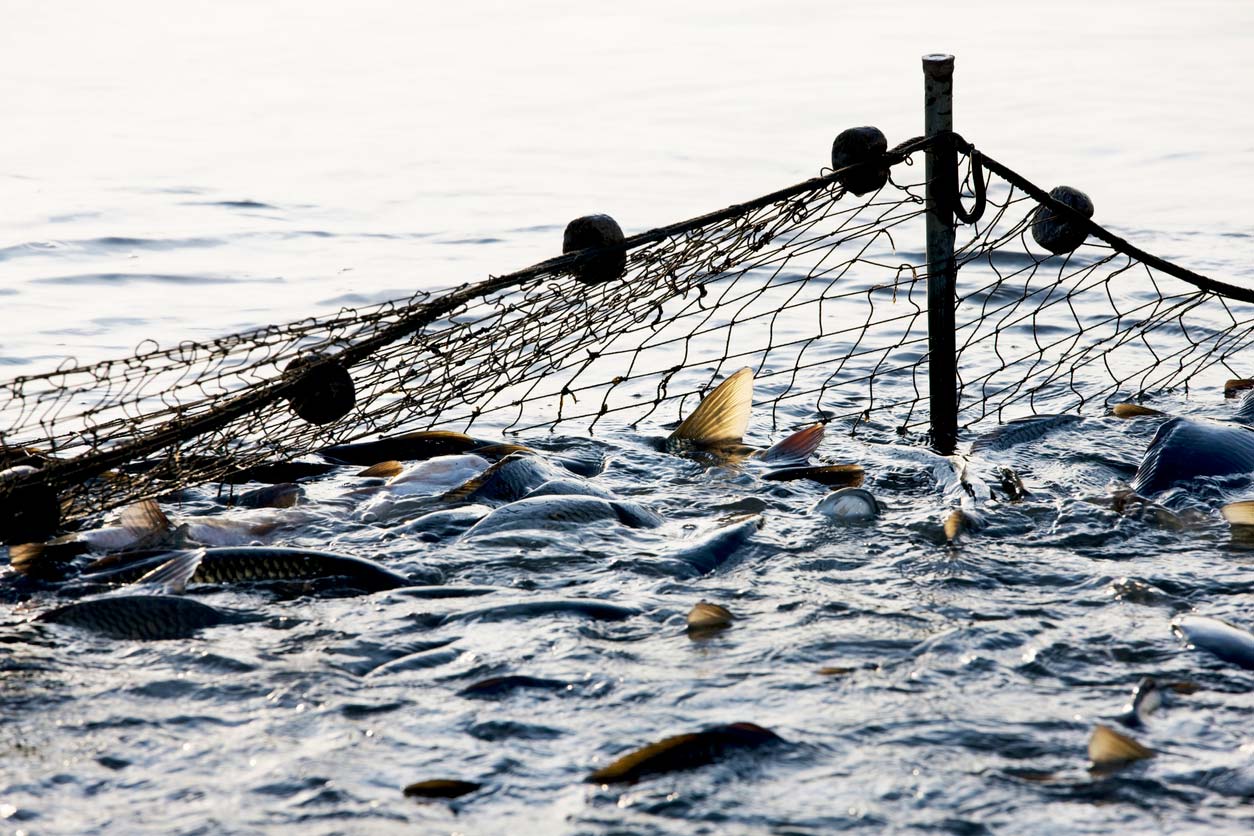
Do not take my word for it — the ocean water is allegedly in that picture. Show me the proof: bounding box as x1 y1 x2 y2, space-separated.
4 1 1254 833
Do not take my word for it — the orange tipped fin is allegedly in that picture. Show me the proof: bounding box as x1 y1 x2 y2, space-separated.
358 461 404 479
759 423 824 465
1112 403 1166 419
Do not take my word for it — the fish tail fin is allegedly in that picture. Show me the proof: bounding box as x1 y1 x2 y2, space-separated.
133 548 207 594
759 423 824 465
120 499 173 536
944 508 985 543
8 541 86 580
1088 724 1153 768
1221 499 1254 527
668 368 753 447
358 460 404 479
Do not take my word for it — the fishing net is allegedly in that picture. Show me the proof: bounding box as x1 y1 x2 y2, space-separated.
3 132 1253 536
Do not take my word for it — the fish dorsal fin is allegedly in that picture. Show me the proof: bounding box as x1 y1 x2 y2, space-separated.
133 548 206 594
1088 724 1153 768
759 423 824 465
687 601 734 631
1112 402 1167 419
120 499 173 537
440 454 518 503
669 368 753 446
358 460 404 479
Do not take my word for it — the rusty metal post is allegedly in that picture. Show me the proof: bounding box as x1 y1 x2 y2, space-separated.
923 53 958 453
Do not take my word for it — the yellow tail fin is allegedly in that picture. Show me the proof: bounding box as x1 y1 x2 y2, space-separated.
669 368 753 446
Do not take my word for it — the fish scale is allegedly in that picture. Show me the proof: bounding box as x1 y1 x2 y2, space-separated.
87 547 415 592
37 595 236 640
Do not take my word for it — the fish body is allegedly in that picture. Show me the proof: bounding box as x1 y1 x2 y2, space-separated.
442 454 565 505
655 515 761 576
463 496 662 538
813 488 880 521
86 547 416 591
36 595 244 640
441 599 639 624
1172 615 1254 670
524 479 616 500
386 455 493 497
321 430 486 466
586 722 781 784
1132 417 1254 495
1117 677 1162 729
356 454 492 522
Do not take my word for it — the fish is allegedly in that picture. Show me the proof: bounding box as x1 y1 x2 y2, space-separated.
440 453 566 505
356 454 493 522
666 368 755 456
1088 724 1154 770
220 482 304 509
1111 402 1167 419
1131 416 1254 495
402 780 481 799
321 430 489 466
586 722 781 784
996 466 1030 502
761 463 864 486
6 500 205 579
87 546 421 593
462 495 663 538
35 594 253 640
1172 615 1254 670
459 675 571 697
970 413 1083 452
439 598 640 625
1116 676 1163 729
649 515 762 577
397 504 491 539
812 487 880 521
687 601 734 637
524 478 617 500
664 368 825 468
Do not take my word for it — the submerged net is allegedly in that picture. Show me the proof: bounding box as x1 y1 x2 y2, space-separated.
3 132 1253 533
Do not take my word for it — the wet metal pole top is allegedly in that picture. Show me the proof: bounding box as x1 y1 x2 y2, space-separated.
923 53 958 454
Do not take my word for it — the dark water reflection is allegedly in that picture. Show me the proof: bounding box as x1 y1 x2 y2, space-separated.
4 391 1254 833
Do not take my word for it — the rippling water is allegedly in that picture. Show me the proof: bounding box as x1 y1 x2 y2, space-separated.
5 2 1254 833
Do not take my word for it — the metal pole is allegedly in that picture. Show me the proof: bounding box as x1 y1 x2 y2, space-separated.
923 53 958 454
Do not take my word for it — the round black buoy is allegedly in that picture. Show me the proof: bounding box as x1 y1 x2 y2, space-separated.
1031 186 1094 254
284 355 356 425
0 468 61 545
831 127 889 196
563 214 626 284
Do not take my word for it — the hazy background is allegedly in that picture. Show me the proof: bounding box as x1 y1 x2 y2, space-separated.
3 0 1252 369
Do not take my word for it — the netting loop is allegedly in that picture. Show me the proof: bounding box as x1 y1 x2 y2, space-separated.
952 148 987 225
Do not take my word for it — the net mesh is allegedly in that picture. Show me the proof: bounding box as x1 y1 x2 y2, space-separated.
3 133 1253 532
